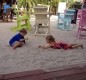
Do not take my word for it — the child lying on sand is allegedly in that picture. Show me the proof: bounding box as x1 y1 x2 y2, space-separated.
9 28 28 49
38 35 83 50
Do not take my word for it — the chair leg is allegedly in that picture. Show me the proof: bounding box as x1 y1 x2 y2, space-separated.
34 24 39 35
17 20 21 29
77 28 81 38
6 15 8 22
64 21 72 31
10 14 12 22
67 22 72 30
3 14 5 22
27 18 31 30
57 17 59 29
60 22 65 30
72 24 76 29
58 19 65 30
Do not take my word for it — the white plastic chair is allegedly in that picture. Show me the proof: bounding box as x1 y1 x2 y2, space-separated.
34 6 50 36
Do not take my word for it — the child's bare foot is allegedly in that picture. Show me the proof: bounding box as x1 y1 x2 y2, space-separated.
81 45 84 49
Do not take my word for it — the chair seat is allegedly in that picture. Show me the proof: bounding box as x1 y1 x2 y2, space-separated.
17 15 28 21
59 15 72 22
79 22 86 26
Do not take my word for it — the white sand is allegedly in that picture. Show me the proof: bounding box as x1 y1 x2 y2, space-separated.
0 15 86 74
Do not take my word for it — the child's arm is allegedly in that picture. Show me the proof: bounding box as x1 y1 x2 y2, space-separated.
19 39 25 42
19 38 28 42
38 44 51 49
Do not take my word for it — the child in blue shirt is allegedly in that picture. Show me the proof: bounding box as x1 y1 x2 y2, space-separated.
9 28 28 49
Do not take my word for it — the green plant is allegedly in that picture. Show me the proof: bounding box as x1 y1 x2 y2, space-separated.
16 0 66 15
49 0 68 14
72 1 81 9
49 0 59 14
17 0 37 13
66 0 74 9
67 1 81 9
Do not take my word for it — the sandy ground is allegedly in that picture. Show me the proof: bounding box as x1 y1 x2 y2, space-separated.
0 15 86 74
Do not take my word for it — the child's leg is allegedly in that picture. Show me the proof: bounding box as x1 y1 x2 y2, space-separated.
70 44 83 49
70 44 78 46
12 41 23 49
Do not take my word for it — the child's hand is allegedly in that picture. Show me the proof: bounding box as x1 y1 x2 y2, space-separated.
25 38 28 40
38 45 41 48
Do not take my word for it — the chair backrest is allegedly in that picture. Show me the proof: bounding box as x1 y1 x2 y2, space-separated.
65 9 75 15
77 9 82 19
79 9 86 26
34 6 49 24
37 4 50 12
34 6 47 13
57 2 66 14
64 9 75 22
81 9 86 19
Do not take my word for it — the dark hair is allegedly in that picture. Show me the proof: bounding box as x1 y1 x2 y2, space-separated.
20 28 27 34
46 35 55 42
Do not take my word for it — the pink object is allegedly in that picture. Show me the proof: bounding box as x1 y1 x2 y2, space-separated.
77 9 86 38
77 9 82 20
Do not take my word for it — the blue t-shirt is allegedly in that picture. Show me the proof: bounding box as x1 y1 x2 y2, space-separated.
3 3 11 13
9 33 25 46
